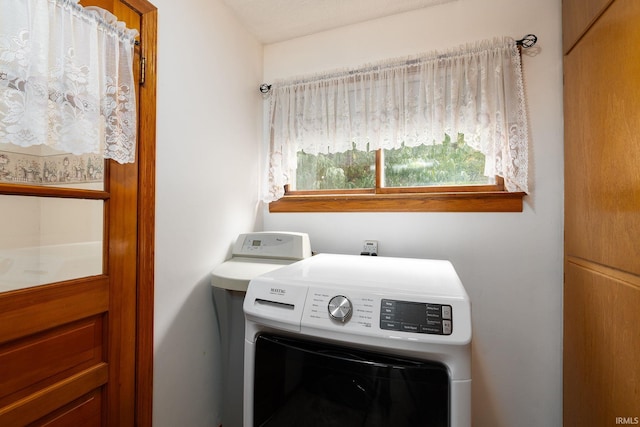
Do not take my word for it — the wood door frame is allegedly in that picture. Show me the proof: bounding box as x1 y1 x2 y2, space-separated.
128 1 157 425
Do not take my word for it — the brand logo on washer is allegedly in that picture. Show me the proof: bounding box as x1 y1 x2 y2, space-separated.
270 288 286 295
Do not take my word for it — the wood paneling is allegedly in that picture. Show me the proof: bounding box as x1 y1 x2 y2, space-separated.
0 279 108 344
563 0 640 425
0 317 103 406
564 0 640 276
564 260 640 426
562 0 613 54
31 390 102 427
0 364 107 426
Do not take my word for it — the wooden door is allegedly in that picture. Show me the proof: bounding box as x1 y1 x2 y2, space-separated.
563 0 640 425
0 1 156 426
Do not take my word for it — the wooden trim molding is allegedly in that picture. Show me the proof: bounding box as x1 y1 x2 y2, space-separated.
269 191 525 213
566 256 640 291
0 183 109 200
128 1 157 426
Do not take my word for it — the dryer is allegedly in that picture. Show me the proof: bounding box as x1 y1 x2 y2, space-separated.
243 253 471 427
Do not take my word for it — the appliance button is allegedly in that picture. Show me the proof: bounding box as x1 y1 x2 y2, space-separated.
420 325 441 334
381 320 400 330
401 323 419 332
442 320 452 335
442 305 452 320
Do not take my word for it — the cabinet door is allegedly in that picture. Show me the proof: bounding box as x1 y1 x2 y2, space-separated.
562 0 613 53
564 0 640 274
563 0 640 425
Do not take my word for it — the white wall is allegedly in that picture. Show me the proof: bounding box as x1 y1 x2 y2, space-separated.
152 0 263 425
262 1 564 426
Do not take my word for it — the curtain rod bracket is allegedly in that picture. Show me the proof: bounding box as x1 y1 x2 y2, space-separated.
259 83 272 94
516 34 537 48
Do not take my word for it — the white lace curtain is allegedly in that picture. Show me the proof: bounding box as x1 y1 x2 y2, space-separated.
265 36 529 202
0 0 138 164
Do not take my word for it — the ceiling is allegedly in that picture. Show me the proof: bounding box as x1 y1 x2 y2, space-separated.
221 0 456 44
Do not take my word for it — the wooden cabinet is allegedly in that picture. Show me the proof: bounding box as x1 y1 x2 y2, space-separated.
562 0 612 53
563 0 640 424
564 0 640 275
564 261 640 425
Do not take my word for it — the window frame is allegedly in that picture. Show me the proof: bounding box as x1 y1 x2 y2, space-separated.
269 149 526 213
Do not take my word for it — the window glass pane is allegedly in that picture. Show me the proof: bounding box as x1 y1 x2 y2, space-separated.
383 134 491 187
0 194 103 293
295 147 375 190
0 144 104 190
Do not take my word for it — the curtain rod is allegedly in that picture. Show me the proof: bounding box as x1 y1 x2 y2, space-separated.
259 33 538 94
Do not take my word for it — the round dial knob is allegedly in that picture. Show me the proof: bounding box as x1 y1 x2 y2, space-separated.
328 295 352 323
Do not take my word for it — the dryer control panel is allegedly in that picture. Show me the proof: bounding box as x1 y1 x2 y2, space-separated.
380 299 452 335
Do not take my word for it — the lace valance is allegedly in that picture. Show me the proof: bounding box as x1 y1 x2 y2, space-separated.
265 37 529 202
0 0 139 164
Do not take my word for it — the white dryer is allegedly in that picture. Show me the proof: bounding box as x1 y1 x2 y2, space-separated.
243 253 471 427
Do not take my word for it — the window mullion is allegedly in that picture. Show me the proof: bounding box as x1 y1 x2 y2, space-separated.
375 149 383 192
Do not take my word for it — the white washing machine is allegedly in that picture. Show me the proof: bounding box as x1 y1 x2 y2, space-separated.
243 253 471 427
211 232 311 427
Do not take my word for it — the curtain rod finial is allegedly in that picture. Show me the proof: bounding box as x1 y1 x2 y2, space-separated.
259 83 272 94
516 34 537 48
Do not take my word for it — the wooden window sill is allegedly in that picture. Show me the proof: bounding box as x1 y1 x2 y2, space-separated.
268 191 526 213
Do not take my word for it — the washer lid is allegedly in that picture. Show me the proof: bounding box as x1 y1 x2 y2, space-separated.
211 257 295 292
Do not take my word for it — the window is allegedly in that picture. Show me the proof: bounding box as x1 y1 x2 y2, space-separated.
265 37 528 212
294 134 489 191
272 146 522 213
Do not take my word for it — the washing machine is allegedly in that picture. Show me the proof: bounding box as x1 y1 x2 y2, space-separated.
211 232 311 427
243 253 471 427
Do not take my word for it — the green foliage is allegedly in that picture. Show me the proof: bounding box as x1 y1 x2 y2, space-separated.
295 134 488 190
296 144 375 190
384 134 487 187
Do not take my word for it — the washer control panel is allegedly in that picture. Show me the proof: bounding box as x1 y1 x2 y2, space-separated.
380 299 453 335
303 290 454 336
306 290 375 329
